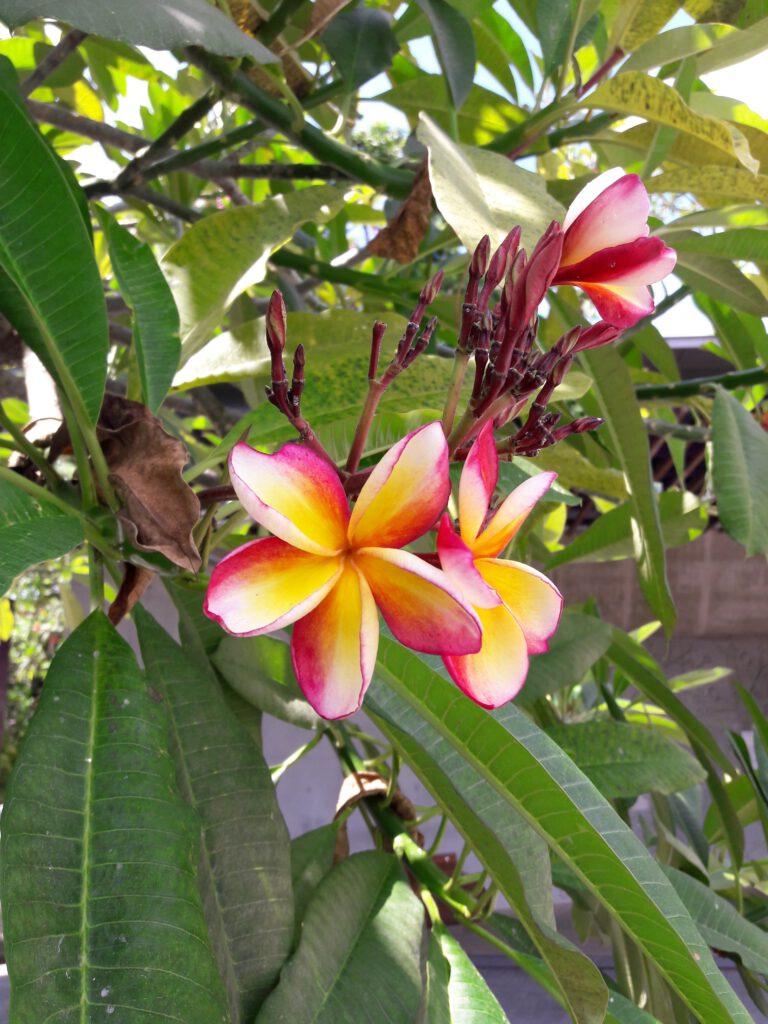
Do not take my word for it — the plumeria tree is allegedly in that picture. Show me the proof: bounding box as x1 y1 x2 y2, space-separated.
1 2 768 1023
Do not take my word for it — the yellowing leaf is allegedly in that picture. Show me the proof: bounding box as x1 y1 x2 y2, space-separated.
0 597 13 641
647 166 768 204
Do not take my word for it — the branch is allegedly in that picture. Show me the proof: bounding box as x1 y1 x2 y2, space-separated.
636 365 768 400
27 100 151 153
189 49 414 197
21 29 87 97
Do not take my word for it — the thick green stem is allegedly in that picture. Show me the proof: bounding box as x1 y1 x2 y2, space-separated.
345 381 386 473
0 405 60 486
441 350 470 435
555 0 585 100
635 364 768 400
190 50 414 197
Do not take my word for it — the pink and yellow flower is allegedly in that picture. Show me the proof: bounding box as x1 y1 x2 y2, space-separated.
205 423 482 719
437 423 563 708
553 169 676 329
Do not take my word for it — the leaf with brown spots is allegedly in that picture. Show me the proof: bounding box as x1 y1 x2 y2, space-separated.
97 395 201 571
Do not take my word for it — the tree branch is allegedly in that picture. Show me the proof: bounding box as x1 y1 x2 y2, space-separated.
636 365 768 400
27 100 151 153
21 29 87 97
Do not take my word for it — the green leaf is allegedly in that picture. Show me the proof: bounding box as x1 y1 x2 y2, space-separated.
0 479 84 596
547 491 708 569
214 634 324 731
377 76 525 145
585 71 759 173
369 639 753 1024
366 666 610 1024
290 825 338 935
0 0 277 62
417 113 564 253
668 226 768 265
0 612 229 1023
431 922 510 1023
622 22 738 71
97 208 180 412
134 609 294 1024
647 166 768 204
323 9 399 90
422 932 452 1024
545 721 706 799
696 14 768 71
162 185 348 359
417 0 476 109
694 292 768 367
529 443 629 501
0 57 108 424
630 324 680 381
174 308 408 389
663 204 768 231
711 386 768 555
675 248 768 317
581 346 676 634
516 611 614 703
494 458 580 506
664 866 768 975
476 7 533 88
537 0 573 77
255 852 425 1024
609 0 681 51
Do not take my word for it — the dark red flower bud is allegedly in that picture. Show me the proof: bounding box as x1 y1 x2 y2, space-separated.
572 321 623 352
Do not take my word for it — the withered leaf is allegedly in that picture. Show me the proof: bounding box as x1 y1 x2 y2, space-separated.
98 395 201 572
367 160 432 264
108 563 154 625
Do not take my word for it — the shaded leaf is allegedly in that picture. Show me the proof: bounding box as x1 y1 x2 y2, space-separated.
622 22 738 72
417 0 475 108
290 825 339 935
323 8 399 89
0 0 277 61
418 113 564 252
162 185 347 359
98 395 200 571
0 477 84 596
98 208 180 413
0 612 229 1023
135 609 295 1024
431 922 510 1022
0 55 107 424
255 852 424 1024
516 611 614 703
711 386 768 555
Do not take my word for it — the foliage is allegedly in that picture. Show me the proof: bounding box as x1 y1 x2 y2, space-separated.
1 1 767 1021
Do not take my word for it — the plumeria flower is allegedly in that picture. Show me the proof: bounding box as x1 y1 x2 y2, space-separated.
553 169 676 329
436 423 563 708
205 423 482 719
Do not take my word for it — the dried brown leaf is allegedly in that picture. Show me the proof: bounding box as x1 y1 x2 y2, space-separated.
98 395 201 572
108 563 154 625
367 160 433 264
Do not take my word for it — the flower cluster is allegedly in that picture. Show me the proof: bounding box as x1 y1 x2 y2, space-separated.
204 169 677 719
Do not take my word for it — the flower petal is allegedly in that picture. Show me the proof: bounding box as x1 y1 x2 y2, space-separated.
354 547 482 655
556 237 677 288
459 421 498 547
562 173 650 267
577 282 655 329
204 537 342 637
291 560 379 720
476 558 563 654
471 472 556 559
562 168 625 231
229 442 349 555
443 603 529 708
348 422 450 549
437 515 501 609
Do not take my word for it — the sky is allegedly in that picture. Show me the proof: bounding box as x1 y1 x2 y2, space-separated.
4 4 765 342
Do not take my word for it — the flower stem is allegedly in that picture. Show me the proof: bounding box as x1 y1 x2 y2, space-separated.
441 350 470 435
345 381 386 474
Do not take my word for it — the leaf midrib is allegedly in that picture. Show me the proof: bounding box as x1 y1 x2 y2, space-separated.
79 630 100 1023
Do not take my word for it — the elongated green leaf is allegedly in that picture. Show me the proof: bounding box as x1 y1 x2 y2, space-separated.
516 611 613 703
98 208 180 412
0 612 229 1023
162 185 347 359
422 931 452 1024
0 58 107 424
585 72 759 173
530 444 629 500
135 609 294 1024
477 7 533 87
623 22 737 71
694 293 768 366
547 491 707 569
417 114 564 252
214 634 324 731
668 226 768 265
537 0 573 77
417 0 475 108
431 922 510 1023
370 638 752 1024
545 721 706 799
0 0 276 61
581 346 676 633
664 867 768 975
323 9 399 89
255 852 424 1024
663 204 768 231
697 14 768 71
290 826 338 934
648 166 768 204
0 479 84 595
711 386 768 555
609 0 680 51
